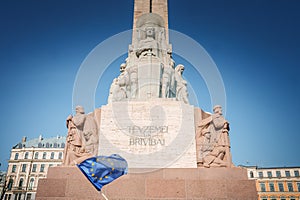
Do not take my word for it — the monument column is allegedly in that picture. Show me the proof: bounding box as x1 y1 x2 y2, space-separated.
36 1 258 199
132 0 169 43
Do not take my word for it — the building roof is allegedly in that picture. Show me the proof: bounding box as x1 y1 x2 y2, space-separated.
239 165 300 170
13 135 66 149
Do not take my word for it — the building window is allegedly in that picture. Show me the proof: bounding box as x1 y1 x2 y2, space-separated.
269 182 275 192
297 182 300 192
278 182 284 192
12 165 17 173
34 152 39 159
280 198 286 200
260 183 266 192
285 170 291 177
249 171 254 178
50 152 54 159
61 143 65 148
40 164 45 172
54 143 57 148
287 182 293 192
28 178 34 190
32 164 37 172
58 152 62 159
18 178 24 189
14 153 19 160
276 171 281 177
7 179 13 190
294 170 299 177
43 152 47 159
26 194 32 200
267 171 272 178
46 143 50 148
22 164 27 172
258 172 263 178
24 152 29 159
14 193 21 200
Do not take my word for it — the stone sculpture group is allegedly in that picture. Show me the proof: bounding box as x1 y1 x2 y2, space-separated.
196 105 231 168
62 12 232 168
63 104 232 168
107 13 189 103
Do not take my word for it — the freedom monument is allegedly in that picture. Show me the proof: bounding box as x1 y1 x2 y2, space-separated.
36 0 257 199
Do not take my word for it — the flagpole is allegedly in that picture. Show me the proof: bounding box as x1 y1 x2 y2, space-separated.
100 191 109 200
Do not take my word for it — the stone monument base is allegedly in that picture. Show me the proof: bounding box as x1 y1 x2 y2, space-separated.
36 166 257 200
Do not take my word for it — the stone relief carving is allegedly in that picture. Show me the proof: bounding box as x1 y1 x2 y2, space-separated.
197 105 232 168
63 106 98 166
136 27 160 58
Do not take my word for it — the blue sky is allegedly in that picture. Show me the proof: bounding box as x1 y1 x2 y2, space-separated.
0 0 299 171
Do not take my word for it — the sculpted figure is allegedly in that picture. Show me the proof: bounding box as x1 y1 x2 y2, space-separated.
174 64 189 104
83 115 99 156
197 128 214 163
108 78 118 103
197 105 231 168
161 59 175 98
108 63 130 102
63 106 98 166
125 57 138 99
136 27 160 58
63 107 90 166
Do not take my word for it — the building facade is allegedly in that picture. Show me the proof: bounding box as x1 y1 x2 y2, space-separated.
3 135 66 200
0 171 7 198
244 166 300 200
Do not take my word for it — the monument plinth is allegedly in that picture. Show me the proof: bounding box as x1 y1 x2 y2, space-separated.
36 0 258 199
99 100 197 168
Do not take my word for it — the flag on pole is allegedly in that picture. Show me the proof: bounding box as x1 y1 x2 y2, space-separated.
77 154 128 191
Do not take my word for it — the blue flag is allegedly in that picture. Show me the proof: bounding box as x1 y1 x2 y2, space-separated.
77 154 128 191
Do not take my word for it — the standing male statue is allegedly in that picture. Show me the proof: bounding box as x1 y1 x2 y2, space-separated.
63 106 98 166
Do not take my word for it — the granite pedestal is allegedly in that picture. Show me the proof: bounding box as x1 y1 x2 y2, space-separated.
36 166 258 200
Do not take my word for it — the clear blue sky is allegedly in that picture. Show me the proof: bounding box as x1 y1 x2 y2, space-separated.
0 0 299 171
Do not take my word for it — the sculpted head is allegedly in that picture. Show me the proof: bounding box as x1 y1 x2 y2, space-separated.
145 27 155 38
120 63 126 73
75 106 85 114
213 105 222 115
175 64 185 74
202 128 211 140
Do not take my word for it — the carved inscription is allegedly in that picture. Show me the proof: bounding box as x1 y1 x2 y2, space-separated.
128 125 168 146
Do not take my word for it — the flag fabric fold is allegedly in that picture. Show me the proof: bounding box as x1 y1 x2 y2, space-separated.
77 154 128 191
